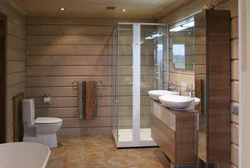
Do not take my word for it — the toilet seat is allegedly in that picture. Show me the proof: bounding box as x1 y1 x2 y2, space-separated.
35 117 62 124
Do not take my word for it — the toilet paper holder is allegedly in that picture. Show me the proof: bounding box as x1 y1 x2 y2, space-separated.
43 94 50 104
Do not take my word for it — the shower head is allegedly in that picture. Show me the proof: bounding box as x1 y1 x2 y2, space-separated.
145 33 163 40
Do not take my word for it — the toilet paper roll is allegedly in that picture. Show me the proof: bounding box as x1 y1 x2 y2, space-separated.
44 96 50 104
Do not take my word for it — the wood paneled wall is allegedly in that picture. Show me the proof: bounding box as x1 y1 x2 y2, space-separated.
0 0 26 142
239 0 250 166
159 0 238 167
194 12 206 82
25 17 155 137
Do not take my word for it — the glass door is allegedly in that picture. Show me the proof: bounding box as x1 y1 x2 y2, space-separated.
140 25 155 142
117 24 134 144
139 25 166 144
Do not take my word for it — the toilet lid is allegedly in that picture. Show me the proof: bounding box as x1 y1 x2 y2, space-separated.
35 117 62 124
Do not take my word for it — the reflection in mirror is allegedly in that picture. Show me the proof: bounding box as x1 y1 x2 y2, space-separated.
172 44 185 69
168 9 231 164
193 11 207 163
169 19 195 70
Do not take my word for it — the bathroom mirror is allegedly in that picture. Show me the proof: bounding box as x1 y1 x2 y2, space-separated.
169 18 195 70
193 10 231 164
194 11 207 163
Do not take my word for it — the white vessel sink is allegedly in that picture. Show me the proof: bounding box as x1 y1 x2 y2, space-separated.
159 95 201 111
159 95 192 109
194 97 201 106
148 90 179 100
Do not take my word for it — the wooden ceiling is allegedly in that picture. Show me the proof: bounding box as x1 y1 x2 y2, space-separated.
12 0 176 18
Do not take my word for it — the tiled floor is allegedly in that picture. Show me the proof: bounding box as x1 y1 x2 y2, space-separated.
46 136 171 168
198 131 206 162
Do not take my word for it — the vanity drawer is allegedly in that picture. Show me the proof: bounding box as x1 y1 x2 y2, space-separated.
151 100 198 165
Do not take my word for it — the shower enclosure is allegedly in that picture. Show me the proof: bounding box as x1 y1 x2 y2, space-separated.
112 22 168 147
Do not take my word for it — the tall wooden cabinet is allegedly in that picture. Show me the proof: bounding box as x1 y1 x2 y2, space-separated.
196 10 231 164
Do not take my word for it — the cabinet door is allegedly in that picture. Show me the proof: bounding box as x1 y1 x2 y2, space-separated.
206 10 231 163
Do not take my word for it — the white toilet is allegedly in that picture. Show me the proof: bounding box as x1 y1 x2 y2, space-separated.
22 98 63 148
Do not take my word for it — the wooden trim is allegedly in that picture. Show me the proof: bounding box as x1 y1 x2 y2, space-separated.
0 12 7 143
156 0 194 20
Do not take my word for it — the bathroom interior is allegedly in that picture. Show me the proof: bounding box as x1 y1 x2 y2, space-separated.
0 0 240 168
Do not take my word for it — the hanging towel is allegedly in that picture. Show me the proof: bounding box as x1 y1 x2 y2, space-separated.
195 79 204 114
78 81 97 119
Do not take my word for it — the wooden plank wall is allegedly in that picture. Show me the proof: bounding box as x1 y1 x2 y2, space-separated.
194 12 206 82
159 0 238 167
25 17 155 137
0 0 26 142
239 0 250 167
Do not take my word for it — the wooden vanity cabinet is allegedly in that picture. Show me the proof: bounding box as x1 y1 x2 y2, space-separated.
150 100 198 165
150 9 231 166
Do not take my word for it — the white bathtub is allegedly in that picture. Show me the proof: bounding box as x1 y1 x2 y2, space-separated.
0 142 50 168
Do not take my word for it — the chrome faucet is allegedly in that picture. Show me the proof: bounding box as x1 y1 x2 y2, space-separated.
183 85 195 97
168 82 176 91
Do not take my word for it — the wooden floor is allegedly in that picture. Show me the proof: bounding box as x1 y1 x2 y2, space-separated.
46 136 171 168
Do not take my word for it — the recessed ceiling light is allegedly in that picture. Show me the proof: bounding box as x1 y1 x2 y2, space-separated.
121 9 127 12
61 8 65 11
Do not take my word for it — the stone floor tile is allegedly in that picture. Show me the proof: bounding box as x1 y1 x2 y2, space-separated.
46 136 171 168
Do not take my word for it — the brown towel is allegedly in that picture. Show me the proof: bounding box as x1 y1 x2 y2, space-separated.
85 81 97 119
195 79 204 114
79 81 97 119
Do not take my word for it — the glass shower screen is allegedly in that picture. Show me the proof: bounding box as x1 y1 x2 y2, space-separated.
112 23 167 148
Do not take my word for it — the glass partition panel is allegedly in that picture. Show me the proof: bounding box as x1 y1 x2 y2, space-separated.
140 25 166 141
117 25 133 142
